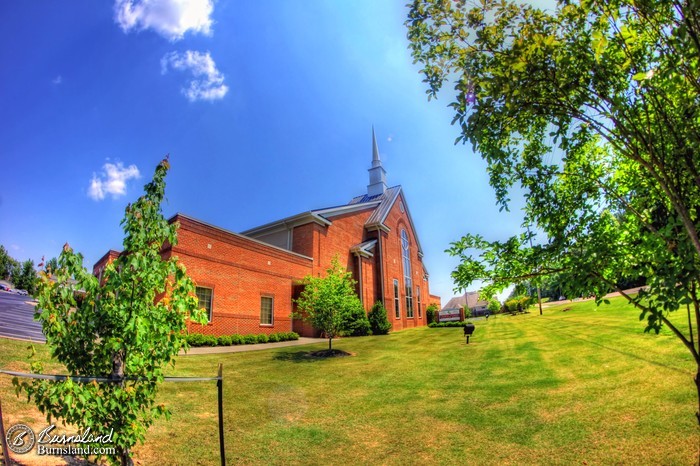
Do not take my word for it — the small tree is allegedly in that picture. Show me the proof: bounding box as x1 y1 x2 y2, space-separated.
425 303 438 324
368 301 392 335
487 299 501 315
14 158 207 466
295 256 361 351
462 306 472 320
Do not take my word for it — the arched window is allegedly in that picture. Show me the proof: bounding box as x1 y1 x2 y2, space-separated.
401 229 414 317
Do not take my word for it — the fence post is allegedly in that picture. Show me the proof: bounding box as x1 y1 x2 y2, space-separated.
0 398 13 466
217 363 225 466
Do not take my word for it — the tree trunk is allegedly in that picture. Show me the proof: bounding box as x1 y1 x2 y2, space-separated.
112 349 132 466
120 447 133 466
328 337 332 351
695 366 700 426
111 349 125 381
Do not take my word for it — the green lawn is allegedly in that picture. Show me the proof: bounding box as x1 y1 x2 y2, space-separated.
1 296 698 465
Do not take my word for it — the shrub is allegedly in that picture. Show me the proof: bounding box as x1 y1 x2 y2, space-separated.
187 333 206 346
243 334 258 344
426 303 438 324
428 321 472 328
186 331 299 347
231 334 243 345
342 301 371 336
367 301 391 335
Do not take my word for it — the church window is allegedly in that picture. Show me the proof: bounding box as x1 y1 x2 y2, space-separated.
402 229 414 318
260 296 274 326
393 279 400 318
196 287 213 322
417 286 422 318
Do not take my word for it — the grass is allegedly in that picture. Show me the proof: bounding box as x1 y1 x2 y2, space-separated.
0 296 698 465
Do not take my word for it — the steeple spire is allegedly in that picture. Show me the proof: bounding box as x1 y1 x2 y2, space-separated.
372 126 381 167
367 126 388 197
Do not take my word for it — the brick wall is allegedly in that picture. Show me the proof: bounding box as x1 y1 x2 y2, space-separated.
379 193 430 331
171 215 313 336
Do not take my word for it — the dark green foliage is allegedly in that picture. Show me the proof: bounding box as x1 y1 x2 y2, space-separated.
219 335 233 346
428 321 473 328
368 301 392 335
343 300 372 336
0 245 18 281
185 331 300 347
11 259 36 294
425 303 438 324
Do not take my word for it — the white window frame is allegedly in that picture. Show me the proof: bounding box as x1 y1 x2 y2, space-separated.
260 295 274 326
196 286 213 322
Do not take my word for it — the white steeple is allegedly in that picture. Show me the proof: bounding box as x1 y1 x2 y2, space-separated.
367 126 387 197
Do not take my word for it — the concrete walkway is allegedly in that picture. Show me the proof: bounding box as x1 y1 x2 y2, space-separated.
180 337 327 355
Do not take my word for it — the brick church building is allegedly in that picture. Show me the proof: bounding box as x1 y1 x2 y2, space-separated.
94 131 440 337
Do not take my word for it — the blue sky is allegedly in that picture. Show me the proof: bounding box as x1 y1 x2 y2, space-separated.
0 0 528 303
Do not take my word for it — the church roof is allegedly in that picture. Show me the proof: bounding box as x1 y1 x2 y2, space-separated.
345 185 423 258
443 291 487 311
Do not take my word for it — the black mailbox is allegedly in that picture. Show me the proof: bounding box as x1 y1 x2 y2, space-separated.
463 323 475 344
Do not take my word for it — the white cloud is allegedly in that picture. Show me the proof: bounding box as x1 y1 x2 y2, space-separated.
52 75 62 85
114 0 213 41
88 162 141 201
161 50 228 102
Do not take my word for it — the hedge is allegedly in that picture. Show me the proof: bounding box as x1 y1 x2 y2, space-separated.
428 321 473 328
186 331 300 347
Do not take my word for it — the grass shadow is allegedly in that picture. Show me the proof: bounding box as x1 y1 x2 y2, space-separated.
272 350 324 363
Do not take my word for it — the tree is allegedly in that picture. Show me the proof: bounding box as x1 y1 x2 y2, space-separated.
487 298 501 314
12 259 36 294
0 245 17 280
295 256 362 351
14 158 207 465
44 256 59 273
406 0 700 422
368 301 392 335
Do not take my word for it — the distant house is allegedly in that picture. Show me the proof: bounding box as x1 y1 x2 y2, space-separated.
442 291 489 318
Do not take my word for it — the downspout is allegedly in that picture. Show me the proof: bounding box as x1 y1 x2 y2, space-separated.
378 232 385 306
355 253 364 306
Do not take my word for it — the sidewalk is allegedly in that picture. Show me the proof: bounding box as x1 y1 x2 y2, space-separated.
180 337 327 355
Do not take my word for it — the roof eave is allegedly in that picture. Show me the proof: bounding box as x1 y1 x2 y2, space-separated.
240 211 332 237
